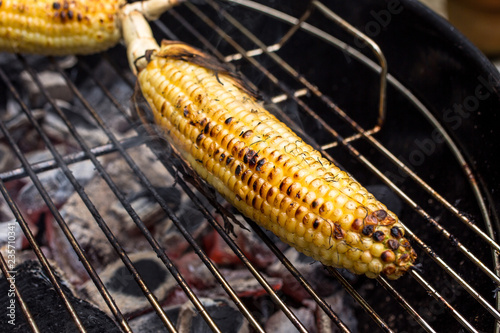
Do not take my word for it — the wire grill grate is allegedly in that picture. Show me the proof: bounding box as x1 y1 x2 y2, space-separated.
1 1 499 332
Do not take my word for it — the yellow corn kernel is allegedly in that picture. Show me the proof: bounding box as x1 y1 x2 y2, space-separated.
370 243 386 258
134 40 417 280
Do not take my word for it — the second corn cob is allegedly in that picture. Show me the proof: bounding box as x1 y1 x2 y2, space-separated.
0 0 125 55
0 0 181 55
123 12 417 279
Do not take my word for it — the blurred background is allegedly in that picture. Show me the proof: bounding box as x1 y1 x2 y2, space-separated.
420 0 500 67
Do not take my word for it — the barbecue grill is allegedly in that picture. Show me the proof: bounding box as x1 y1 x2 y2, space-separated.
1 0 499 332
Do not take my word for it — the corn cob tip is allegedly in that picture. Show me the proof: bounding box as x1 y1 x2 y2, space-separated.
135 41 417 280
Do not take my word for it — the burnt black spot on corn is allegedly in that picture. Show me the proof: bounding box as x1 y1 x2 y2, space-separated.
136 40 417 279
373 230 385 242
362 225 374 236
256 158 266 172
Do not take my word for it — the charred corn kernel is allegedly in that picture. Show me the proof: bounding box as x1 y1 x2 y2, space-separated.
0 0 182 55
130 35 417 278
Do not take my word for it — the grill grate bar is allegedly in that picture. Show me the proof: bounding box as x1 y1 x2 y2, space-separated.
182 0 499 330
270 89 309 104
311 0 388 135
223 44 281 62
376 276 437 333
325 266 393 333
410 270 480 333
0 135 145 182
72 57 272 333
158 9 225 60
0 228 40 333
14 56 183 332
243 214 354 332
0 78 93 332
401 223 500 320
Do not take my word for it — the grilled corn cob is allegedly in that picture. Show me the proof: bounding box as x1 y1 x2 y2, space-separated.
0 0 181 55
124 12 416 279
